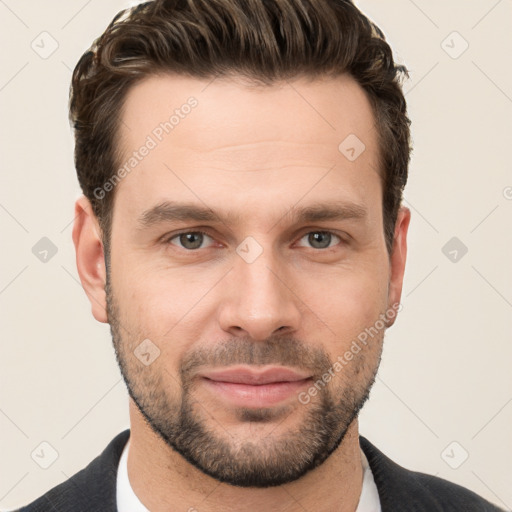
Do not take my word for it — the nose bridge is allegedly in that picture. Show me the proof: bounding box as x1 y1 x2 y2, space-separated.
218 239 302 339
240 253 281 309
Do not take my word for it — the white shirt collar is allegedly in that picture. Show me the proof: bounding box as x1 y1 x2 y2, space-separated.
116 439 381 511
358 446 382 512
116 439 149 512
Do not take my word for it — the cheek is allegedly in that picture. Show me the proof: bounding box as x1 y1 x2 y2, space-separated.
303 266 389 347
113 258 193 317
108 273 173 353
114 271 212 362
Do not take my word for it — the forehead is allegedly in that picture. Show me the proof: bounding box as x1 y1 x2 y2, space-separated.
113 73 381 225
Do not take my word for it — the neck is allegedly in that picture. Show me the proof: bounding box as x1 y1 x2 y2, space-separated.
127 400 364 512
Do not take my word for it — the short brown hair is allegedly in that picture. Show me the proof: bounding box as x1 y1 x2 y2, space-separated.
70 0 411 256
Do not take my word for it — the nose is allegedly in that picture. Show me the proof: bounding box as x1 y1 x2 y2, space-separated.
217 249 302 341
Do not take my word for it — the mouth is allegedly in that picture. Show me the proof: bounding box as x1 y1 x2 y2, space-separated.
199 366 313 408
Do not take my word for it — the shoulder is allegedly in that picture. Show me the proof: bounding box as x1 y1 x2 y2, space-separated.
17 430 130 512
360 436 505 511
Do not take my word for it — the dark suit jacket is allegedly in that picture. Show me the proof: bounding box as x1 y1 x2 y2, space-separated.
18 429 504 511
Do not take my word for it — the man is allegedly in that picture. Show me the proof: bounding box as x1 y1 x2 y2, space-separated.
19 0 504 511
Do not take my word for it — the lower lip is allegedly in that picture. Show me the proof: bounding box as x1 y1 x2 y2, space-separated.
201 378 312 408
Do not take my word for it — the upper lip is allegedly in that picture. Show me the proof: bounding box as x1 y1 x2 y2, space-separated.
200 366 312 385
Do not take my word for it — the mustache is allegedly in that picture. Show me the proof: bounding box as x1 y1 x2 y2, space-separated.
179 335 333 381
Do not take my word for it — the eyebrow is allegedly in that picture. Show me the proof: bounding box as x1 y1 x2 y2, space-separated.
136 200 368 230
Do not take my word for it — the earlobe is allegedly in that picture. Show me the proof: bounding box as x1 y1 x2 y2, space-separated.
386 206 411 327
72 195 109 323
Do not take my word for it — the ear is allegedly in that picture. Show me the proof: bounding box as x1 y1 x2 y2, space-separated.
72 195 108 323
386 206 411 327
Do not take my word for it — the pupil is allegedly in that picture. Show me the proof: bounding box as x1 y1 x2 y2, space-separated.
180 232 203 249
309 232 331 249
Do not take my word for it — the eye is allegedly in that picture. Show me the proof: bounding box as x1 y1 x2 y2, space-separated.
167 231 214 250
297 231 342 249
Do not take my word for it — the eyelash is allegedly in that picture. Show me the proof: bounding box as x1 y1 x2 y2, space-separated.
165 230 217 250
164 230 345 251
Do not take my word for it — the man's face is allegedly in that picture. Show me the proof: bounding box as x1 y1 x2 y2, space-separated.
97 73 408 487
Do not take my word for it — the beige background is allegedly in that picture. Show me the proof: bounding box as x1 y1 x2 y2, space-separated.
1 0 511 510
